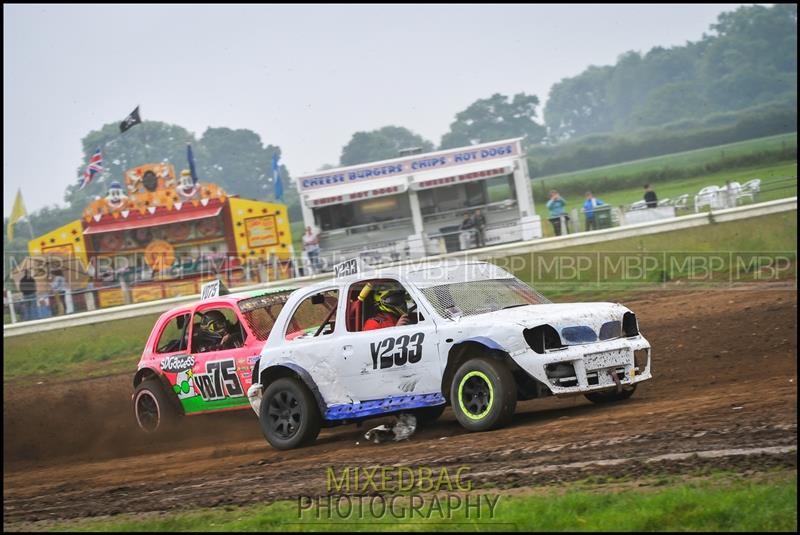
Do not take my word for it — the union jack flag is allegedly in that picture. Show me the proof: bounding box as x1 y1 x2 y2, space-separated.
79 147 103 190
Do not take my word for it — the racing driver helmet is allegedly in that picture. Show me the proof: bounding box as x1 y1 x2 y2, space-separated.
373 288 408 318
198 310 229 341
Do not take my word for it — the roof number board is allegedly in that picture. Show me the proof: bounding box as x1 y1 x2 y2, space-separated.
334 258 360 278
200 279 229 300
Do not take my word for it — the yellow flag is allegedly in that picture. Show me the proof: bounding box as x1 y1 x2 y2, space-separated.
7 189 27 241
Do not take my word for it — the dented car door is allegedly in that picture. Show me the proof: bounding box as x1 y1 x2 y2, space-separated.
337 281 441 401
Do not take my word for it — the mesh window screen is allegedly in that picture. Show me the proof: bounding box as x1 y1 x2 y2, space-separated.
421 279 549 320
238 292 293 341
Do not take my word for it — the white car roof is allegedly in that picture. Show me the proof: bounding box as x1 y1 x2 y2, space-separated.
302 260 515 293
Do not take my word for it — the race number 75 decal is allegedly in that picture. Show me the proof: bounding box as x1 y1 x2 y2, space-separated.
192 359 244 401
370 333 424 370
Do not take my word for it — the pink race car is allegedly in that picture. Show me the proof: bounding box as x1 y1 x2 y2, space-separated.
132 282 296 433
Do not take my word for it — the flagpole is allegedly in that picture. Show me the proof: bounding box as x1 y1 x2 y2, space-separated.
143 125 152 162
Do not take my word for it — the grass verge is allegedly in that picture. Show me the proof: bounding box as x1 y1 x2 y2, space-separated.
26 471 797 532
2 313 160 384
502 211 797 298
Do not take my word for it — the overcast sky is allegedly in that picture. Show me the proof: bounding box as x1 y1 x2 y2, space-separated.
4 3 747 216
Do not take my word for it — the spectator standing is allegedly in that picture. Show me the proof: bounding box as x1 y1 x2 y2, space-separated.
459 212 474 230
546 190 569 236
18 269 37 321
459 212 475 249
583 191 606 231
724 180 737 208
473 209 487 247
50 269 66 316
302 226 321 273
644 184 658 208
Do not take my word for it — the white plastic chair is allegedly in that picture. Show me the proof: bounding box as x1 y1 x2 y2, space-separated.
673 194 689 211
738 179 761 203
743 178 761 193
658 198 672 206
694 186 720 212
628 200 647 211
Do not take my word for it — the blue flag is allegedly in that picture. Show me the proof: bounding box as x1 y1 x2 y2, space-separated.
187 143 199 184
272 152 283 202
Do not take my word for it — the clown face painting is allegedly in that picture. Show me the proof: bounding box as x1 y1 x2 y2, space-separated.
176 170 199 200
105 181 129 210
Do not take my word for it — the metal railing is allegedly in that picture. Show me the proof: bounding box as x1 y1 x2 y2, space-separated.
421 199 517 224
3 260 300 326
4 286 103 323
320 217 414 238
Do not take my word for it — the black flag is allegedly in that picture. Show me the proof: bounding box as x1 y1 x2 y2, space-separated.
119 106 142 133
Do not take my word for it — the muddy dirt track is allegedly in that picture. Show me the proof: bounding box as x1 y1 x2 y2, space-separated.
3 285 797 526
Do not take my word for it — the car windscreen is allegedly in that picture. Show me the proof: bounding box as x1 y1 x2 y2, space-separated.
237 291 293 341
420 278 550 319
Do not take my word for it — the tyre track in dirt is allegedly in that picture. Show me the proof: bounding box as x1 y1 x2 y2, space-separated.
3 285 797 525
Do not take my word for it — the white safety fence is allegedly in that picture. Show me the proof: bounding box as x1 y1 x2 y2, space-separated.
4 196 796 338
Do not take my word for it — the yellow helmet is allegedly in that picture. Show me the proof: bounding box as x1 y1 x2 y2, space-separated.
373 288 407 317
180 169 192 177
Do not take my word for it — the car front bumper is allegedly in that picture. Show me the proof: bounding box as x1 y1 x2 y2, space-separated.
247 383 263 416
511 335 652 396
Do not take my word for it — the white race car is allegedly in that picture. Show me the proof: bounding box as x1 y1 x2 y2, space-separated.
247 259 652 449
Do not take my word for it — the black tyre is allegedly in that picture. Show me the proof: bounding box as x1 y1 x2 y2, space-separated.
133 379 179 433
585 384 637 404
413 404 446 426
450 357 516 432
259 377 321 450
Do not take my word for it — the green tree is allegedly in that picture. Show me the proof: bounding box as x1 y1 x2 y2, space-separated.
699 5 797 111
196 127 300 219
542 4 797 139
196 127 276 201
628 81 709 128
440 93 546 149
339 126 434 166
544 67 614 140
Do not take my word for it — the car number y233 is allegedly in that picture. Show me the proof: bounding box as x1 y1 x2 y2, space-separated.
370 333 425 370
